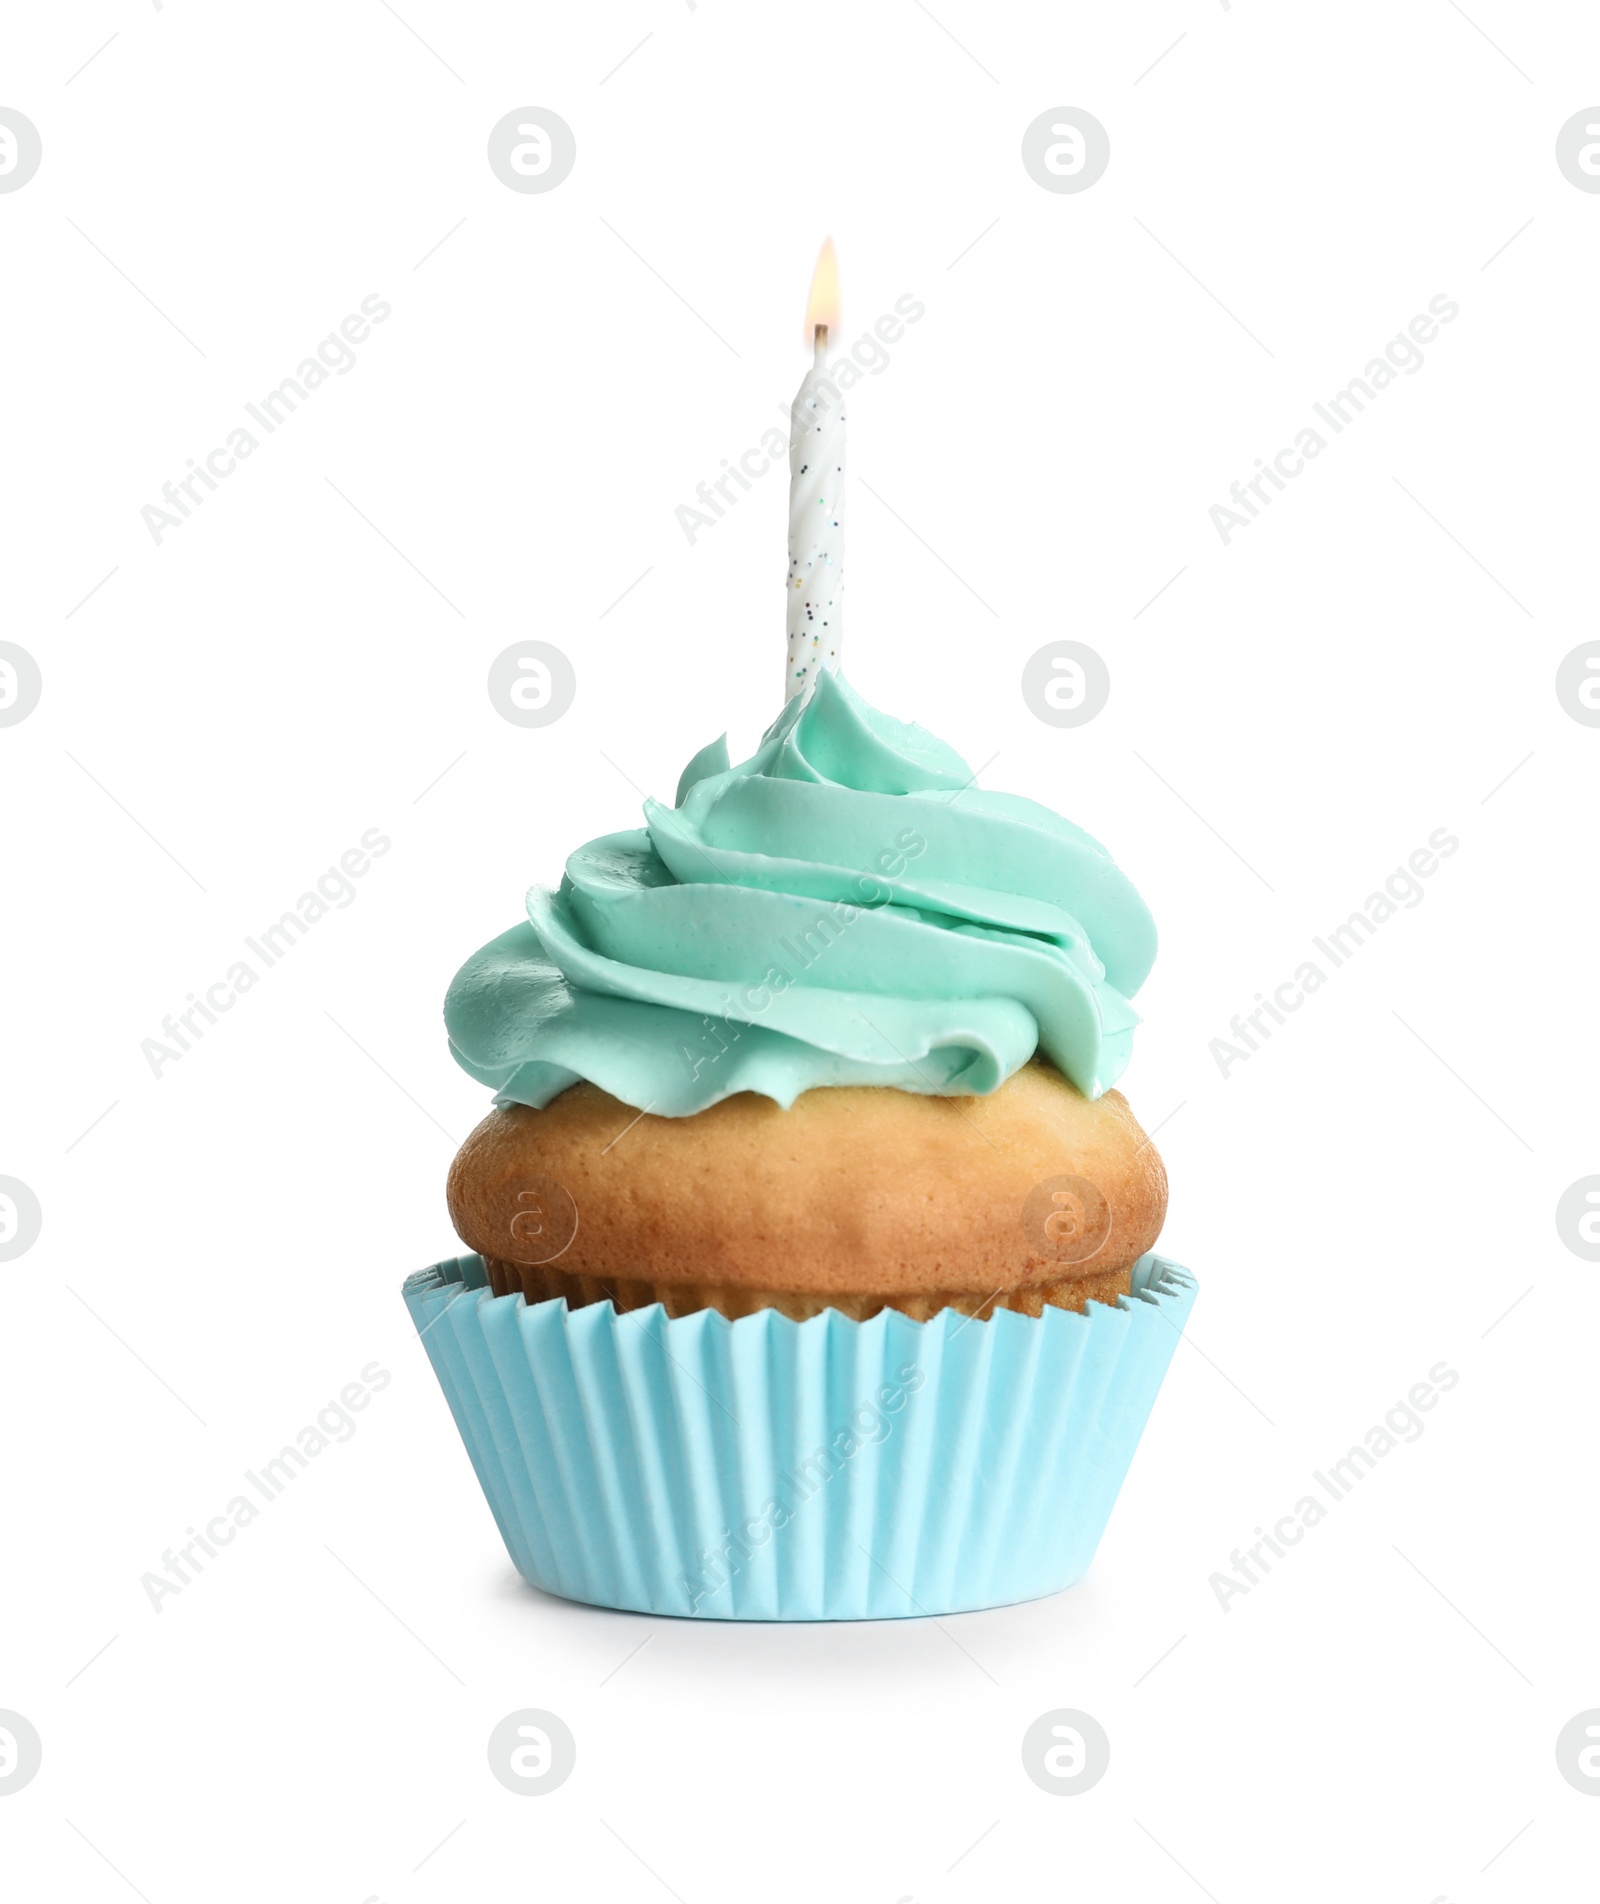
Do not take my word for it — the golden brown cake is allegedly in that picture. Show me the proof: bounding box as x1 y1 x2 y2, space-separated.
447 1057 1166 1321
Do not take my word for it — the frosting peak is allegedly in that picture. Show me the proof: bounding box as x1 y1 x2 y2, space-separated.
445 672 1155 1115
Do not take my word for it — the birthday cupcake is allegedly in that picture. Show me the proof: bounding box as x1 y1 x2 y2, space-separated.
402 247 1193 1618
407 672 1195 1618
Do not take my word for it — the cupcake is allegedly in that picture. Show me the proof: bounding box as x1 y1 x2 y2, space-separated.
407 671 1196 1619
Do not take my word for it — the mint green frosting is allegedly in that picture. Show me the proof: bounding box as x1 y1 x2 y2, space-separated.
445 672 1155 1115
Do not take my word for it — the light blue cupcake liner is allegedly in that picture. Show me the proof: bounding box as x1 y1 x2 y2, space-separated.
402 1254 1196 1621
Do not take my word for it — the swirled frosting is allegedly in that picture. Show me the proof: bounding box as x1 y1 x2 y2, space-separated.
445 672 1155 1115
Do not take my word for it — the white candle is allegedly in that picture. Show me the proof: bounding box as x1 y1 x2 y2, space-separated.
786 240 844 701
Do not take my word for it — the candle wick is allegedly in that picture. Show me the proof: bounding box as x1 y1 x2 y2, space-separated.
813 323 828 364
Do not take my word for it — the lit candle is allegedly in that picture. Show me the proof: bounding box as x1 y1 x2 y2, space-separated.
786 239 844 701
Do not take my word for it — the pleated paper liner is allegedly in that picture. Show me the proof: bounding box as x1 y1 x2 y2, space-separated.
403 1252 1196 1621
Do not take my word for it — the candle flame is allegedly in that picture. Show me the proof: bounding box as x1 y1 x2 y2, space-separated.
803 238 841 346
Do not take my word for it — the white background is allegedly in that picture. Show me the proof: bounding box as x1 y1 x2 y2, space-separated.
3 2 1597 1899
